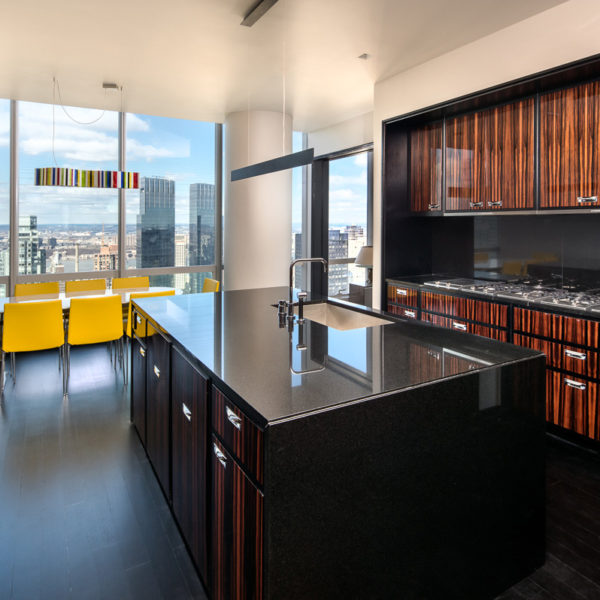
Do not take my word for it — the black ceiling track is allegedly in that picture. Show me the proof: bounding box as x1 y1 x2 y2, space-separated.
231 148 314 182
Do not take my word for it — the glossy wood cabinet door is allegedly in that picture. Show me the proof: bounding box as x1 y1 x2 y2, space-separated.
131 336 147 446
171 348 208 583
211 437 263 600
540 81 600 208
410 121 443 212
145 328 171 499
445 98 535 211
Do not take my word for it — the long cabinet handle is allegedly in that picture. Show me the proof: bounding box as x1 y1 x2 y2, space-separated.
226 406 242 430
139 347 146 357
428 203 440 210
396 288 408 296
564 349 586 361
452 322 467 331
213 443 227 468
469 201 483 208
182 403 192 422
487 201 502 207
577 196 598 204
404 310 416 318
153 365 160 379
565 378 586 391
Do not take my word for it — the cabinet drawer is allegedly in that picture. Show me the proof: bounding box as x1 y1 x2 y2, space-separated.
212 387 264 486
388 304 418 319
422 312 508 342
421 291 508 327
387 284 418 307
546 371 599 441
513 334 599 379
514 307 600 348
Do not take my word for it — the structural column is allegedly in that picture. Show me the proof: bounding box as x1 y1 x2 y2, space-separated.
224 111 292 291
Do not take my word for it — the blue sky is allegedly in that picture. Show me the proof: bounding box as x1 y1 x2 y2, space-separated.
1 99 368 229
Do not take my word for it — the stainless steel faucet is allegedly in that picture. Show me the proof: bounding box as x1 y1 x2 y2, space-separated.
289 258 328 306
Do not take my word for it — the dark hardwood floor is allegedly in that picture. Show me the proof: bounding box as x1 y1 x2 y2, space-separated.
1 346 600 599
0 345 208 600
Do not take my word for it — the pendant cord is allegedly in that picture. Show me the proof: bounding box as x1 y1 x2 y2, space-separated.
54 77 107 125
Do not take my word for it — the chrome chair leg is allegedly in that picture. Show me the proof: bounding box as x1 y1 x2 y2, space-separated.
10 352 15 384
0 350 5 396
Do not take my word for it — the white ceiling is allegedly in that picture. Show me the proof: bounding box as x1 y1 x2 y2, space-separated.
0 0 564 131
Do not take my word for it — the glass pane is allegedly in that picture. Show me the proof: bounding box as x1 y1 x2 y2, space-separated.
126 114 215 293
291 132 305 288
18 101 119 275
0 100 8 275
149 271 214 292
328 152 369 297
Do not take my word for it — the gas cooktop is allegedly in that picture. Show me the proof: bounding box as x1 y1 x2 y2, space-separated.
424 278 600 312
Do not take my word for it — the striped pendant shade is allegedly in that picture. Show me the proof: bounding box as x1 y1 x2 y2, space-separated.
35 168 140 189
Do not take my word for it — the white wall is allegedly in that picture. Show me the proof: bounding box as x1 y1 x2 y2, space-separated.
307 112 373 156
372 0 600 308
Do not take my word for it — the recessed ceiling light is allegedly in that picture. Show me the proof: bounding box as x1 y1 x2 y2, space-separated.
358 53 369 60
102 82 119 90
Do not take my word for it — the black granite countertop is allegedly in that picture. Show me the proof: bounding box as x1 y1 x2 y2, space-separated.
134 286 541 426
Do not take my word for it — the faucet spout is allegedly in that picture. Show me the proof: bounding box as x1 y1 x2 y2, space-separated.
289 257 328 304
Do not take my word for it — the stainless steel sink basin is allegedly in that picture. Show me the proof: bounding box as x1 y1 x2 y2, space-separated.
295 303 392 331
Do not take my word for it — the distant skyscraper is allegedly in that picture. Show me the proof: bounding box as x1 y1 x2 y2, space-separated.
189 183 215 293
174 234 189 291
293 232 303 289
328 229 348 296
19 216 46 275
137 177 175 287
95 243 118 271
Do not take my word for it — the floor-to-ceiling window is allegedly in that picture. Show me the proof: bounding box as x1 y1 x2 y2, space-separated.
0 100 9 295
18 101 119 279
125 113 216 291
291 131 308 288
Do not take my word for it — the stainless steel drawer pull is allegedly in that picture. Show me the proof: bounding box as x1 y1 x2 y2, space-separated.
397 288 407 296
487 201 502 207
469 201 483 208
182 403 192 422
213 443 227 468
153 365 160 379
427 350 440 360
565 378 586 391
139 347 146 357
577 196 598 204
404 310 416 318
226 406 242 430
452 322 467 331
428 203 440 210
564 349 586 361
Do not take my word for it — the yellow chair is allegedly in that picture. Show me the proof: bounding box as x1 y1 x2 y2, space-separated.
14 282 60 297
202 277 220 293
1 300 65 395
125 290 176 338
65 279 106 293
65 295 125 390
112 276 150 290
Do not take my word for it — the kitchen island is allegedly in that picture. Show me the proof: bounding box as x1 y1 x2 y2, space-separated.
132 286 546 600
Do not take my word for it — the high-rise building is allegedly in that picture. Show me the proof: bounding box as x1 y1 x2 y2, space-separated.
174 234 189 291
18 216 46 275
189 183 215 293
189 183 215 266
137 177 175 287
328 229 348 296
95 243 118 271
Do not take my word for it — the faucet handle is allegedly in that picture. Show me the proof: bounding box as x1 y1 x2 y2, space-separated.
298 292 308 301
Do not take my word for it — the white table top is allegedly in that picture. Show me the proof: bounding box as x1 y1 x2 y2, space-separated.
0 287 179 313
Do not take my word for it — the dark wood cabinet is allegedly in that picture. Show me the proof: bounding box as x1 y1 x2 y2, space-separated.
145 326 171 498
410 121 443 212
211 436 263 600
540 81 600 208
421 291 508 327
445 98 535 211
171 348 208 583
131 335 147 446
421 312 508 342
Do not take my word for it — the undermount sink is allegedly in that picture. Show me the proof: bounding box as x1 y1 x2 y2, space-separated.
295 302 392 331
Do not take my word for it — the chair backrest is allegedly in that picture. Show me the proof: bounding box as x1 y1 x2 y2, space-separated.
202 277 220 293
68 295 124 346
65 279 106 293
126 290 176 337
14 282 60 297
2 300 64 353
112 276 150 290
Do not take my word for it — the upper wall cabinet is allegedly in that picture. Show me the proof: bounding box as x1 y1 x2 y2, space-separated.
410 122 443 212
445 98 535 212
540 81 600 208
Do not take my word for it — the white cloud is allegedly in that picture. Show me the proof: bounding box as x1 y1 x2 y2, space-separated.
0 136 8 148
127 114 150 132
330 188 360 201
329 172 367 186
126 138 183 161
354 153 368 167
